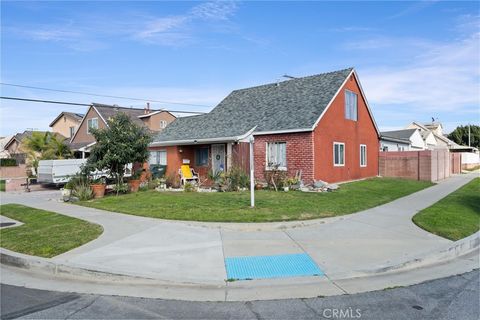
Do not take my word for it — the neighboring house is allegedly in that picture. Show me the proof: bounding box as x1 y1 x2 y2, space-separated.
49 112 84 139
3 130 56 164
406 122 456 149
150 68 380 184
0 135 13 158
70 103 176 158
379 130 413 151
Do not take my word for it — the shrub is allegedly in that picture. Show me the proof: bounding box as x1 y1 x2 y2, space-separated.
183 182 196 192
227 167 250 191
166 172 180 188
264 164 287 191
68 173 93 201
112 183 129 194
0 158 17 167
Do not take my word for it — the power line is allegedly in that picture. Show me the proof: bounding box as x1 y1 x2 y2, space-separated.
1 96 89 107
0 82 213 108
0 96 206 114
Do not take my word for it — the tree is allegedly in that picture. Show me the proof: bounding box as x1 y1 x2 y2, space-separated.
447 125 480 148
22 132 72 174
86 113 152 195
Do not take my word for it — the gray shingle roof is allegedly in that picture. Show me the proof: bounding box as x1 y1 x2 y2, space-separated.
93 104 146 127
380 129 417 141
152 68 354 144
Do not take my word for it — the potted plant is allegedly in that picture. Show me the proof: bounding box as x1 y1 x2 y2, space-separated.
128 169 142 193
90 177 106 198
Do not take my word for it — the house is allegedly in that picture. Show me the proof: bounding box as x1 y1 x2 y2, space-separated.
70 103 176 158
380 129 424 151
2 130 66 164
49 112 84 139
406 122 455 149
0 136 13 158
150 68 380 184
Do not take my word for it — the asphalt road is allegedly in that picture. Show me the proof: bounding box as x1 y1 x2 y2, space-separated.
1 270 478 320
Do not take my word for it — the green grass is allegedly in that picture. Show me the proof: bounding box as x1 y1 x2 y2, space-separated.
0 204 103 257
0 180 5 192
413 178 480 241
78 178 433 223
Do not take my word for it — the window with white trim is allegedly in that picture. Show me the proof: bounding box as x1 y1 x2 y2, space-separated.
345 90 358 121
333 142 345 166
87 118 98 134
360 144 367 167
69 126 75 138
266 142 287 170
160 120 167 129
149 150 167 165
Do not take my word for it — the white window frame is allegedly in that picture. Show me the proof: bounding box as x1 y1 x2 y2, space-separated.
333 142 345 167
266 142 287 171
345 90 358 121
160 120 167 129
87 118 98 134
69 126 75 138
149 150 167 166
360 144 367 167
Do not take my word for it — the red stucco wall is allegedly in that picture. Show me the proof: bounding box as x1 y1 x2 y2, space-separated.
313 74 379 183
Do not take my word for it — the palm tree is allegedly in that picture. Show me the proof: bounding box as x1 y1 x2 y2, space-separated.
22 132 72 175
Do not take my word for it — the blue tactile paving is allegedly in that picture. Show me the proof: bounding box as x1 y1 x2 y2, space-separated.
225 253 324 280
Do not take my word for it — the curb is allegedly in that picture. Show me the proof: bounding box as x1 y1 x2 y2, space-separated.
329 231 480 280
2 232 479 301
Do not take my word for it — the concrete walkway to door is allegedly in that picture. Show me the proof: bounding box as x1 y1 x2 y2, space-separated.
0 173 478 295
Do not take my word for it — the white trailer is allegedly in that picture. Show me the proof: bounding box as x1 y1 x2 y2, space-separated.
38 159 89 184
38 159 133 184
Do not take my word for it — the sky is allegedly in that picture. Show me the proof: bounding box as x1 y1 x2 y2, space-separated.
1 1 479 137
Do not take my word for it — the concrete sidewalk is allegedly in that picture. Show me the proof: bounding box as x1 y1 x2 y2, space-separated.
1 173 478 299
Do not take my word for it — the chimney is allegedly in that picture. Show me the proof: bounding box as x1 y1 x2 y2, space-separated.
145 102 150 114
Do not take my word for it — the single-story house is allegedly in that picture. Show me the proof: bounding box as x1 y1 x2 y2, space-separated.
70 103 176 158
49 111 84 139
379 129 423 151
150 68 380 184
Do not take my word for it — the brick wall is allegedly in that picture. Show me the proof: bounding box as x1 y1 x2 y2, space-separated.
0 164 28 192
253 132 314 183
379 150 460 182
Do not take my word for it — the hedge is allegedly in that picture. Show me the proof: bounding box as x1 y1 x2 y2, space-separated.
0 158 17 167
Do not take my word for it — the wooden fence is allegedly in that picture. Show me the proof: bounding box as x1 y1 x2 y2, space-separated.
379 150 461 182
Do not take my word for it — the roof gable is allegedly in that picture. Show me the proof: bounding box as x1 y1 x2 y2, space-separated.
153 68 355 144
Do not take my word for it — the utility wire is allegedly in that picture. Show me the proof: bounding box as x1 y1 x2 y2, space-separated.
0 82 213 108
0 96 206 114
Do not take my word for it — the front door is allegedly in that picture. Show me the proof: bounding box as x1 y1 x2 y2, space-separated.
211 144 226 174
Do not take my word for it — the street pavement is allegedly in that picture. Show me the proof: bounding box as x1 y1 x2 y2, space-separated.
1 270 478 320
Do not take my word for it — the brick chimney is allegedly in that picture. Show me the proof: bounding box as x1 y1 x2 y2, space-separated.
144 102 150 114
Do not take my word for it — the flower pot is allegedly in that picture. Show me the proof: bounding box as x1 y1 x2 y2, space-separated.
283 187 289 192
90 184 106 198
128 179 141 193
255 183 263 190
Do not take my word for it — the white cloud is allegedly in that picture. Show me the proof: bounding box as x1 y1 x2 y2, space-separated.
359 31 479 112
136 16 188 39
190 1 238 20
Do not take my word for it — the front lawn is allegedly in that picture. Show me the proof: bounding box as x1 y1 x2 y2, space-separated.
0 204 103 257
78 178 433 223
413 178 480 241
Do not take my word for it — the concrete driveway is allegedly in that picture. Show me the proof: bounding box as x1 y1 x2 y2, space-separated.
0 174 477 286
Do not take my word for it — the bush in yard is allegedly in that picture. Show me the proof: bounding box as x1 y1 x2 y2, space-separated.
68 173 93 201
264 164 287 191
86 113 152 195
0 158 17 167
